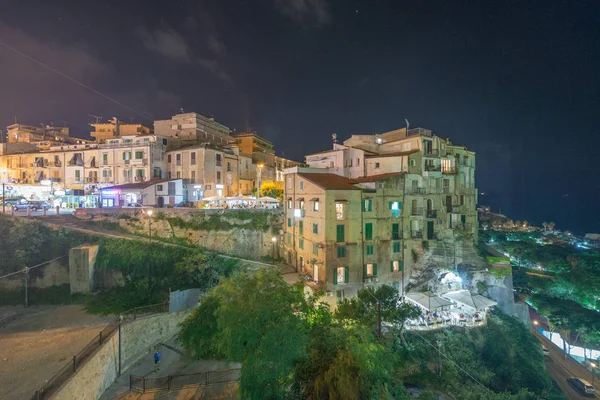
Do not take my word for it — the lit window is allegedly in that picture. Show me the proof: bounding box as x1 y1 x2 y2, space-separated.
313 200 319 211
287 200 292 209
391 260 402 272
336 203 345 220
299 180 304 189
366 263 374 276
335 267 347 284
362 199 372 212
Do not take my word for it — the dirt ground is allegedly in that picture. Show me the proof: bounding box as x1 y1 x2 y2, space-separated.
0 304 114 400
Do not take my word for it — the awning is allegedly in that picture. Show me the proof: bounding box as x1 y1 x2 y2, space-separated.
335 199 349 203
310 198 319 201
296 197 304 201
259 196 280 202
405 292 453 312
287 197 292 201
441 291 497 311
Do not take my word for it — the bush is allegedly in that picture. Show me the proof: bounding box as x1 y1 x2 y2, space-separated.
0 284 86 306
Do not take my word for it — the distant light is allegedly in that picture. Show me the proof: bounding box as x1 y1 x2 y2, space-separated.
591 362 597 368
271 237 277 242
376 138 383 144
147 210 153 216
533 320 538 325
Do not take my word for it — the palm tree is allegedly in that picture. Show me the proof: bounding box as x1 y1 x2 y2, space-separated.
542 222 548 232
523 220 529 228
548 221 556 231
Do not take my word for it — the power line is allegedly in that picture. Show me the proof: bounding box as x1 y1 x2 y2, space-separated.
0 40 154 122
361 288 493 393
0 255 68 280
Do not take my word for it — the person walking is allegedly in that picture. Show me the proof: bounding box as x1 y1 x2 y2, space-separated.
153 349 161 371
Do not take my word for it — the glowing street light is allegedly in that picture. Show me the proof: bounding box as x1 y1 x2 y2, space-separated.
147 209 153 242
591 362 596 386
271 236 277 265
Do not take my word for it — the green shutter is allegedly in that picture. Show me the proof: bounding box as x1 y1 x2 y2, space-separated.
336 224 345 242
287 218 291 227
373 263 378 276
399 260 403 271
365 223 373 240
333 268 337 285
461 214 466 224
122 152 126 160
363 264 367 277
299 221 303 235
390 261 394 272
344 267 349 283
362 200 366 212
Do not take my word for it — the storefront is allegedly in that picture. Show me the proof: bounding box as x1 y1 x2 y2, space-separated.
99 178 184 208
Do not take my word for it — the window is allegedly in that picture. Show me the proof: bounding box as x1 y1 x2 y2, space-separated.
168 154 172 163
191 171 196 181
176 171 181 178
337 245 346 258
333 226 344 245
163 138 168 145
299 180 304 189
299 200 304 209
227 162 231 172
313 200 319 211
336 203 345 219
176 154 181 166
460 195 465 205
168 182 176 195
136 169 144 177
287 218 292 227
287 234 292 244
357 158 360 166
135 151 144 159
375 162 380 169
157 184 163 191
299 221 303 235
75 170 81 180
410 159 416 167
365 223 373 240
393 241 401 253
102 170 108 177
391 260 402 272
392 223 400 240
216 154 222 166
313 243 318 256
389 201 401 218
287 200 292 209
362 199 372 212
334 267 349 285
103 153 108 165
191 152 196 165
365 263 377 276
299 238 304 249
216 171 221 183
366 244 374 255
312 223 318 234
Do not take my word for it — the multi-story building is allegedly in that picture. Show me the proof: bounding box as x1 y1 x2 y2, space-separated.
90 119 153 142
6 123 92 147
0 135 170 207
283 127 477 301
165 144 255 200
154 112 233 146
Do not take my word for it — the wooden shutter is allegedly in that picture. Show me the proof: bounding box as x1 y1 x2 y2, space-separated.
344 267 349 283
373 263 378 276
333 268 337 285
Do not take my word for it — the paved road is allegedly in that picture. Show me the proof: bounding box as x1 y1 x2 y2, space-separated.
534 330 597 399
1 208 74 216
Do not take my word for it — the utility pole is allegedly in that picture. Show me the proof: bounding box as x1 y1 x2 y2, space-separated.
23 267 30 308
2 183 5 214
436 339 442 377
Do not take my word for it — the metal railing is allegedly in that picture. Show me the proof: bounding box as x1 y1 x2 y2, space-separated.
426 210 438 218
33 323 119 400
130 368 240 393
121 302 169 322
407 187 424 195
424 164 441 171
442 167 458 174
423 149 439 157
411 207 424 216
411 230 423 238
391 231 402 240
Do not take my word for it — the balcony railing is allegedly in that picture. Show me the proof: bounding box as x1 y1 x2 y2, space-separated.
449 206 463 213
68 161 84 166
391 231 402 240
134 176 145 182
423 149 439 157
407 187 425 195
426 209 437 218
424 164 441 172
442 167 458 174
411 230 423 239
50 161 62 167
411 207 424 216
85 177 97 183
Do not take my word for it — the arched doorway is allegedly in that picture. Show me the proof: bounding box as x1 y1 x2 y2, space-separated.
426 199 433 211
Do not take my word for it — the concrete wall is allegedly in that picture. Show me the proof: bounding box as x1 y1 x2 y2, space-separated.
0 260 69 290
52 309 191 400
69 244 99 294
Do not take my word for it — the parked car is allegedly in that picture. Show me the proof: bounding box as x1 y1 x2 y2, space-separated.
0 197 26 206
542 346 550 356
14 200 50 211
567 377 595 396
123 203 148 208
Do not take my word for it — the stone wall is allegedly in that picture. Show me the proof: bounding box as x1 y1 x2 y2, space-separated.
0 260 69 290
52 309 192 400
69 244 99 294
75 209 284 260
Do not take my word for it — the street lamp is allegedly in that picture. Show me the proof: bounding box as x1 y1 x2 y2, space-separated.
271 236 277 265
533 320 539 326
591 362 596 386
147 209 153 242
256 163 264 197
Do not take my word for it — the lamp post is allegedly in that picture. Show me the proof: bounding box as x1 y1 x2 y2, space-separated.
147 209 153 242
591 362 596 386
256 163 263 197
271 236 277 265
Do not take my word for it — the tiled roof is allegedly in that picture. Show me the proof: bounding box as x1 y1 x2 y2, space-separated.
350 172 405 184
297 173 359 190
365 149 419 158
100 178 180 191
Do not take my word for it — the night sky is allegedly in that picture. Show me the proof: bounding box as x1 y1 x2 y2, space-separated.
0 1 598 234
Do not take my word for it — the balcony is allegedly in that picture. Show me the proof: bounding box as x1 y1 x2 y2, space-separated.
442 167 457 174
134 176 146 182
407 187 425 195
85 177 97 183
68 161 84 167
50 161 62 167
124 159 131 165
456 223 473 231
132 158 148 165
448 206 463 213
411 207 424 216
424 164 441 172
391 231 402 240
426 209 438 218
423 149 439 157
411 230 423 239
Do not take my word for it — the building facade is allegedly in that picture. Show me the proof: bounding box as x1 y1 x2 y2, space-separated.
90 119 153 142
154 112 233 146
283 127 477 300
6 123 91 147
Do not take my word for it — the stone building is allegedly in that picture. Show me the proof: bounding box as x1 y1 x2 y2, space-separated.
154 112 233 146
283 127 478 299
90 118 153 143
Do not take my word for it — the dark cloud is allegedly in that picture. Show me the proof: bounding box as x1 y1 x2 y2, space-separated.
197 58 232 83
274 0 331 28
135 27 191 62
207 34 226 55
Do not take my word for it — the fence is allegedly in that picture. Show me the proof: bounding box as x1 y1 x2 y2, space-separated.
130 368 240 393
32 301 169 400
33 322 119 400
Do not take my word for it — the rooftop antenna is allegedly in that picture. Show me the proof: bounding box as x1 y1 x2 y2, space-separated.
332 133 337 144
89 115 103 124
61 120 68 127
179 108 184 114
405 119 410 132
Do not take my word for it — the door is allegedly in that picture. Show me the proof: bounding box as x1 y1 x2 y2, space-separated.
313 264 319 282
157 197 164 208
446 196 452 213
427 221 435 240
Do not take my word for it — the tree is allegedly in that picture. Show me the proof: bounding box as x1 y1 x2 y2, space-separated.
260 181 283 201
542 222 548 232
548 221 556 231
